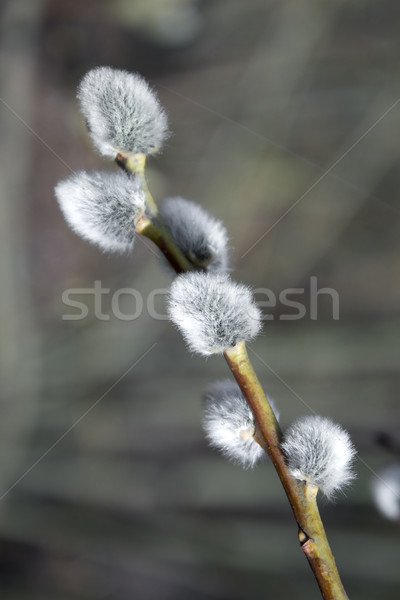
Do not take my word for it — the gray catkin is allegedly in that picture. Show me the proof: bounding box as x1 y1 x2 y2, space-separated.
202 379 279 468
281 416 356 499
371 464 400 521
168 272 262 356
159 197 229 272
55 170 145 253
78 66 169 158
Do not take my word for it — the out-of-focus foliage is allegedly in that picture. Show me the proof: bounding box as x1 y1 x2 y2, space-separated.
109 0 203 45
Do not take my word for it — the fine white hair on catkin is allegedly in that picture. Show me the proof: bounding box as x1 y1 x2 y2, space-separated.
77 66 168 158
202 379 279 468
159 197 229 272
55 169 145 253
167 272 262 356
371 463 400 521
281 416 356 499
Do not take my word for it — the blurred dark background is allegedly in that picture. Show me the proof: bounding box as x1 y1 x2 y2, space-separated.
0 0 399 598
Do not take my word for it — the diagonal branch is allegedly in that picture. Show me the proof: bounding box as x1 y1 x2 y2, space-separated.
224 341 348 600
130 162 350 600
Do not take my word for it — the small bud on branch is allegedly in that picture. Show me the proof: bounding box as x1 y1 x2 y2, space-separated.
55 170 145 253
78 66 169 158
168 272 262 356
159 197 229 271
202 379 279 468
281 416 356 499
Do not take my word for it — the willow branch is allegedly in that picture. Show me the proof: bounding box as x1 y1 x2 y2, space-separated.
224 341 349 600
124 153 349 600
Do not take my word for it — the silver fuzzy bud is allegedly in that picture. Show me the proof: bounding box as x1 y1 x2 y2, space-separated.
371 464 400 521
77 66 169 158
202 379 279 468
281 415 356 499
168 272 262 356
55 170 145 253
159 197 229 272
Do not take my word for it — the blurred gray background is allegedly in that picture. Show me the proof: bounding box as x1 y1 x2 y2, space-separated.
0 0 399 598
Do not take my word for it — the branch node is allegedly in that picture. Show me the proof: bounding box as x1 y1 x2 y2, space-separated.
298 526 313 547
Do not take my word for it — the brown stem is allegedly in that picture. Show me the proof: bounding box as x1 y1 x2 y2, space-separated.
117 153 202 272
224 341 349 600
116 152 158 216
121 152 349 599
136 215 194 274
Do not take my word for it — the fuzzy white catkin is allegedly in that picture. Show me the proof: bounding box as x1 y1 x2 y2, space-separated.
167 272 262 356
159 197 229 272
77 66 168 158
281 416 356 499
202 379 279 468
55 170 145 253
371 464 400 521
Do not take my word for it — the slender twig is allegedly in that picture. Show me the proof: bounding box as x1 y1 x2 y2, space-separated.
136 214 193 274
130 164 349 600
117 152 201 273
224 341 349 600
116 152 158 216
